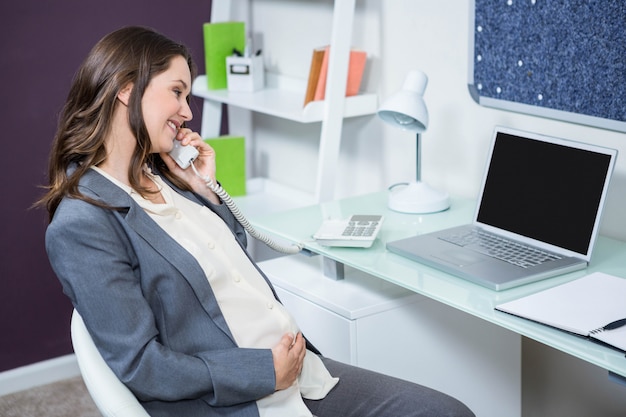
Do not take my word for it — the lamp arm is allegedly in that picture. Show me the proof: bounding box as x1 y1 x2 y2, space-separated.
415 133 422 183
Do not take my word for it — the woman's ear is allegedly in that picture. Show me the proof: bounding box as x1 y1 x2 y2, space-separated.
117 83 133 106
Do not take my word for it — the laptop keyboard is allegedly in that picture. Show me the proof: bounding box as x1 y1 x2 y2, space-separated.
440 229 562 268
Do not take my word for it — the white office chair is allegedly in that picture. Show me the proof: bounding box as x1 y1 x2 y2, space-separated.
71 309 150 417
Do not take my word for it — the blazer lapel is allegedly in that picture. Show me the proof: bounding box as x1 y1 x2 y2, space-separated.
80 169 236 343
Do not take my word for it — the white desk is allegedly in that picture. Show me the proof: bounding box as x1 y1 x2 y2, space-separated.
245 191 626 416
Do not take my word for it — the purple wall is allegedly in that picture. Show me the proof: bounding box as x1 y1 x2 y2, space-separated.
0 0 212 372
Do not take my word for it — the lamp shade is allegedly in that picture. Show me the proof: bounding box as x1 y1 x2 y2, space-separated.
377 70 429 133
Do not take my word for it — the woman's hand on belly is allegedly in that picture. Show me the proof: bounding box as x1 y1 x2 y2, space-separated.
271 332 306 391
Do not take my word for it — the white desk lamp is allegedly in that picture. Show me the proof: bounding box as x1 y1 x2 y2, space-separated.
377 69 450 213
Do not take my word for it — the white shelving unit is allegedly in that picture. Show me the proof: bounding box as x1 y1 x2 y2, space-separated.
192 0 378 206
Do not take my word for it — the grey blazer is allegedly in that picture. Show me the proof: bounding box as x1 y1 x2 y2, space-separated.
46 168 314 417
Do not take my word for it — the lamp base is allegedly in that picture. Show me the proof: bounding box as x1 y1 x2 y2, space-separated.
388 181 450 214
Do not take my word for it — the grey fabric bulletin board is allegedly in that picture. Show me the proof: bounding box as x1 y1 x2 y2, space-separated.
468 0 626 133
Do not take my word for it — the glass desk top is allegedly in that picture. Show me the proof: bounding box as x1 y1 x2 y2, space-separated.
245 191 626 378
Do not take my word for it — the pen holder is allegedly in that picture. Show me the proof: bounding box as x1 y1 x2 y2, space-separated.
226 55 264 92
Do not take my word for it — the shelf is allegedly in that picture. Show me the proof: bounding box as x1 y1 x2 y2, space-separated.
192 74 378 123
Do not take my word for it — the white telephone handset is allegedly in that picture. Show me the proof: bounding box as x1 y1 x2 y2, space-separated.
169 142 302 254
169 139 199 170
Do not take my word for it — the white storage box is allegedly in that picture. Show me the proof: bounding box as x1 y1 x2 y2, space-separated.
226 55 264 92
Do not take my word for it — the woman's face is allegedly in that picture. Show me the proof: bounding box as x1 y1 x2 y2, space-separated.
141 55 193 154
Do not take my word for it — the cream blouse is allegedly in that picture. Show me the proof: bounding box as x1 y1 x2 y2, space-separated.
91 166 338 417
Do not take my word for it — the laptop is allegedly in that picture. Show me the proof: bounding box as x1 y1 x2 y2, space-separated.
387 126 617 291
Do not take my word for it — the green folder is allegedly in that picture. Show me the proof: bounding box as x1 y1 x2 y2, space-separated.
203 22 246 90
205 136 246 196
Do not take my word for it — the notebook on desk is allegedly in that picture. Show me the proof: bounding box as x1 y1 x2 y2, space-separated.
387 126 617 291
495 272 626 352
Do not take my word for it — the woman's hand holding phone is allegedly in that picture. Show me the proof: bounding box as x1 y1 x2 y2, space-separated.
163 128 220 204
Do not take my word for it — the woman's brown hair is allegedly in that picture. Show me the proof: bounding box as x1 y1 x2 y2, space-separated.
37 26 197 220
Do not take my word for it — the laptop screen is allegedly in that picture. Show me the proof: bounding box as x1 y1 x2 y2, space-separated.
476 128 616 257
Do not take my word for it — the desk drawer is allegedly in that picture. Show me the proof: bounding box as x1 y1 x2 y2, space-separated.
274 286 355 365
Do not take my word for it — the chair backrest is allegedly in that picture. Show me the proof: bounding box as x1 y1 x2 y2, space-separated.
71 309 150 417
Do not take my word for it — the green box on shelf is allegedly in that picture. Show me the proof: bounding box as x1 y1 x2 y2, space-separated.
204 135 246 196
203 21 246 90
